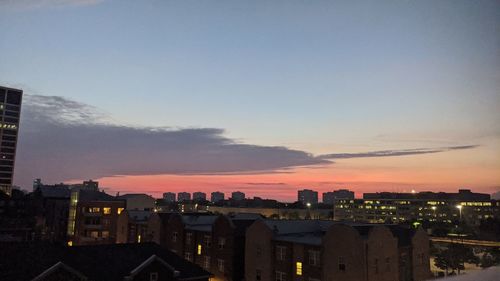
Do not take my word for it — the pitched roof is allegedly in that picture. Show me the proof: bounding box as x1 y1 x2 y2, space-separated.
0 242 210 281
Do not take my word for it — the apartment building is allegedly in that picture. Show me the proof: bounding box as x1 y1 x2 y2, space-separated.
245 220 430 281
150 213 259 281
67 189 125 246
116 209 151 243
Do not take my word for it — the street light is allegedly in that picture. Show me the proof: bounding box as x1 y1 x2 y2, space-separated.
431 206 437 221
456 205 463 221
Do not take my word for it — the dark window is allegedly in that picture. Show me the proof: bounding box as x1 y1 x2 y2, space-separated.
0 166 13 172
5 105 19 111
3 117 18 123
338 256 346 272
6 91 22 105
1 142 15 148
2 129 17 136
2 135 16 142
4 111 19 117
0 89 5 102
0 179 11 184
0 160 13 166
256 269 262 281
0 147 15 153
0 173 12 178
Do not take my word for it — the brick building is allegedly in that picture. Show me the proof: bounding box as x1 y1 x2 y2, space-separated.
245 219 430 281
67 189 125 246
116 210 152 243
150 212 260 281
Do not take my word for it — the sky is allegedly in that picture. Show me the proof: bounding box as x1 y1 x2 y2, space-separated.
0 0 499 201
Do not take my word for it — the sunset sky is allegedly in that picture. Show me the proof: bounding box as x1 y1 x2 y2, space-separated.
1 0 499 201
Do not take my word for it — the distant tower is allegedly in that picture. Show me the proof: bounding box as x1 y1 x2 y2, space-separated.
0 86 22 196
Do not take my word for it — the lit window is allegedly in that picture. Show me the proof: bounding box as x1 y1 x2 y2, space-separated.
67 241 73 247
117 208 124 215
103 207 111 214
137 235 141 243
296 262 302 275
89 207 100 213
150 272 158 281
197 244 202 255
217 259 225 272
90 231 99 238
102 231 110 238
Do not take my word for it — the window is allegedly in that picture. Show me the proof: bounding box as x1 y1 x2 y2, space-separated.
90 231 99 238
309 250 320 266
197 244 202 255
137 235 141 243
103 207 111 214
374 258 379 274
338 256 346 272
218 237 226 249
385 257 391 272
117 208 124 215
204 235 212 248
203 256 210 269
296 262 303 276
256 269 262 281
102 231 109 238
88 207 100 213
217 259 225 272
256 245 262 257
172 232 178 242
275 271 286 281
276 246 286 261
185 252 192 261
185 232 192 245
150 272 158 281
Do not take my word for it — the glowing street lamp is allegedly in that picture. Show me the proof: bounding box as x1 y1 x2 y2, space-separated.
456 205 463 221
431 206 437 220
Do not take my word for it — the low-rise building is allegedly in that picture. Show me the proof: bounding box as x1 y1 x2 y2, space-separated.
116 210 151 243
0 242 211 281
245 220 430 281
67 189 125 246
334 190 497 225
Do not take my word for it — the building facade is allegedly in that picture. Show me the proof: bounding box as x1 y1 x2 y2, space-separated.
178 192 191 202
231 191 245 201
322 189 355 204
298 189 318 205
118 193 156 211
163 192 176 203
116 210 151 244
0 86 22 196
193 192 207 202
211 191 225 203
245 220 430 281
334 190 498 226
67 189 126 245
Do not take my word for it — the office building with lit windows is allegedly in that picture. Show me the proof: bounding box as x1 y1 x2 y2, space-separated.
334 189 497 226
67 189 126 246
245 220 431 281
0 86 22 196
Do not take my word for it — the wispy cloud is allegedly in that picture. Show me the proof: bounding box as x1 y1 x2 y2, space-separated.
14 94 479 189
318 145 478 160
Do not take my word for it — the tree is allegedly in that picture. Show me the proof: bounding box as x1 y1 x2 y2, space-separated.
434 244 479 275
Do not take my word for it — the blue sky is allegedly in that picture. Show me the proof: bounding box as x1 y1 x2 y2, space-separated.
1 0 499 196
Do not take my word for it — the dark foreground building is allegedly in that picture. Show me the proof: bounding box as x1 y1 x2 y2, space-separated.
0 242 211 281
0 86 22 196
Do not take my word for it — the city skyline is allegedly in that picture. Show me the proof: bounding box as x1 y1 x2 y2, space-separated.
1 0 499 201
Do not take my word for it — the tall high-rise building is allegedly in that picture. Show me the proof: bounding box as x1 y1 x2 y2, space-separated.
192 191 206 202
211 191 225 203
163 192 176 203
231 191 245 201
298 189 318 205
0 86 22 196
177 192 191 202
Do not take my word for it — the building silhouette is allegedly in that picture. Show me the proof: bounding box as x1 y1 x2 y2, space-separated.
0 86 22 196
